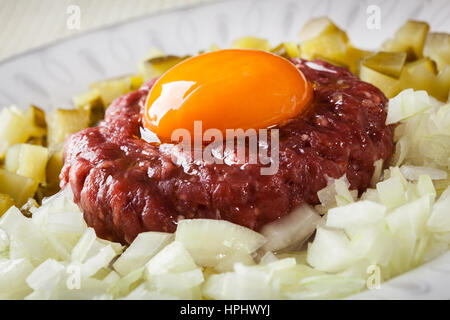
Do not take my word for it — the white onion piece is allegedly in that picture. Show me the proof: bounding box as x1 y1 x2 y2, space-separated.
175 219 266 267
427 186 450 232
0 206 29 236
0 228 9 253
326 200 386 230
386 88 431 124
81 245 117 278
400 165 447 181
307 228 358 272
26 259 65 291
203 263 276 300
145 241 197 276
260 205 321 252
71 228 97 262
113 232 173 276
371 159 384 187
376 176 407 208
0 258 34 299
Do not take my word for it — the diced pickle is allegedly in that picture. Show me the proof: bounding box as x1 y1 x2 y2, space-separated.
129 75 144 91
73 88 105 126
359 64 400 98
271 42 301 58
0 193 14 217
46 108 89 149
46 151 64 186
299 18 370 74
300 20 348 61
231 36 271 51
89 75 144 107
345 46 373 74
0 107 31 159
0 168 38 207
4 144 21 173
37 151 65 199
382 20 429 60
309 47 370 75
437 66 450 101
139 55 189 81
311 54 348 68
362 51 407 78
433 173 450 197
25 105 47 139
73 88 103 110
404 58 437 75
423 33 450 72
299 17 342 43
398 59 449 102
26 137 45 146
5 143 49 183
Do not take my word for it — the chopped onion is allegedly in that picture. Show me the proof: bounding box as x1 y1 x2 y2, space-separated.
307 228 358 273
175 219 266 268
427 186 450 232
0 258 33 299
113 232 173 276
0 228 9 253
81 245 118 278
71 228 97 263
260 205 321 252
145 241 197 276
386 89 431 125
326 200 386 231
376 176 406 208
203 263 276 300
26 259 65 291
400 165 447 181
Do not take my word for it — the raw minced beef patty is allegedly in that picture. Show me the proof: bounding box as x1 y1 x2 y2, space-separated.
61 59 394 244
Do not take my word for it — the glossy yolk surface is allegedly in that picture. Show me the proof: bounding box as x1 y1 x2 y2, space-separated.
144 49 312 143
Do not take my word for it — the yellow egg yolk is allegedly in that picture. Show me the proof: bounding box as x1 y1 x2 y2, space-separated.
143 49 312 143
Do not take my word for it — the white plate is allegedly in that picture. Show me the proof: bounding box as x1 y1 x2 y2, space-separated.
0 0 449 299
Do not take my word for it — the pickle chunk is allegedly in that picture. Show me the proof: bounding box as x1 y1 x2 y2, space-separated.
362 51 407 78
382 20 429 60
25 105 47 139
73 88 105 126
5 144 49 183
398 59 448 102
89 75 143 107
271 42 301 58
46 150 64 193
140 55 189 81
231 37 271 51
0 107 31 159
0 169 38 207
423 33 450 72
299 17 371 74
359 64 400 98
46 109 90 149
0 193 14 217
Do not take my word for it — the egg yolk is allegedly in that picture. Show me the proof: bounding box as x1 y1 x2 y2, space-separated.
144 49 312 143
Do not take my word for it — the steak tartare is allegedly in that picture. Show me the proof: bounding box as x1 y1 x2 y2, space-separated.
61 59 394 244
